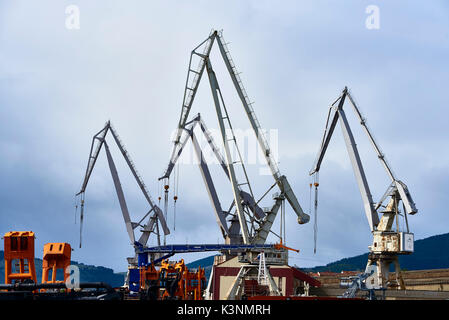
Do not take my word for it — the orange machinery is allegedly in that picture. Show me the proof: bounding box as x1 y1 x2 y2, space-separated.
139 259 206 300
3 231 37 284
42 243 72 284
159 259 206 300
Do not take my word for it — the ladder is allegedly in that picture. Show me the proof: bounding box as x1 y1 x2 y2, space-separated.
217 31 281 180
176 30 216 144
205 55 258 241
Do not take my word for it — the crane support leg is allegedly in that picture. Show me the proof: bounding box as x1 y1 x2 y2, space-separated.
225 266 248 300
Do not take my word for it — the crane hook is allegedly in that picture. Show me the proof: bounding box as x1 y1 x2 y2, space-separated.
313 174 319 254
79 193 85 248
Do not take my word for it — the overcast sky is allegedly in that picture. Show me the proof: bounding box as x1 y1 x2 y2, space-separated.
1 1 448 273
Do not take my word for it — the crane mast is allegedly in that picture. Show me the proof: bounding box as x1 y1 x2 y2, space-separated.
162 30 309 247
310 87 418 290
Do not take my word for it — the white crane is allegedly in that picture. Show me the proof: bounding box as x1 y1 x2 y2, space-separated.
160 113 285 245
161 30 310 247
310 87 418 290
76 121 170 261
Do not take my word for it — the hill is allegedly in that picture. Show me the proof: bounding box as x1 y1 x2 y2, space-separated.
0 252 125 287
186 255 216 280
302 232 449 273
186 233 449 274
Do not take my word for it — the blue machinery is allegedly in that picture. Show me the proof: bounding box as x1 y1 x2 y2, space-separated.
135 243 278 267
128 243 280 293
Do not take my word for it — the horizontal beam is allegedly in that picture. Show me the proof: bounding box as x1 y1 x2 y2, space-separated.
137 243 277 254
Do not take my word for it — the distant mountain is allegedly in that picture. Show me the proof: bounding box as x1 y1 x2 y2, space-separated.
303 233 449 273
0 252 125 287
186 233 449 275
186 255 216 280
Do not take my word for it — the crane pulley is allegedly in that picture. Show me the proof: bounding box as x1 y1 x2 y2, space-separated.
311 174 319 254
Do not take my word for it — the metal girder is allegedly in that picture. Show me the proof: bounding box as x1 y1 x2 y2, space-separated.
394 180 417 215
174 31 217 146
338 106 379 230
278 175 310 224
310 100 341 176
137 243 276 254
225 266 248 300
77 122 169 250
160 114 271 244
191 133 229 236
104 141 135 244
345 91 417 216
224 264 280 300
77 122 110 195
160 114 229 181
252 196 283 244
205 57 250 244
309 86 418 254
215 32 309 227
108 127 170 236
346 92 395 181
165 29 309 247
216 33 281 181
309 87 420 291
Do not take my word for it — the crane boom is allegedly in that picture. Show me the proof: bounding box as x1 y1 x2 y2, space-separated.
338 105 379 230
216 33 280 180
175 31 216 145
165 30 309 242
345 93 417 215
310 97 342 176
160 114 269 243
215 32 309 225
205 57 250 244
77 121 169 249
310 90 378 230
160 114 228 181
77 124 109 196
104 141 136 244
109 126 170 235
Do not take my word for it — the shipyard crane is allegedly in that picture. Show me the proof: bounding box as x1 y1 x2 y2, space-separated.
76 121 170 264
160 113 276 244
310 87 418 290
161 30 310 247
